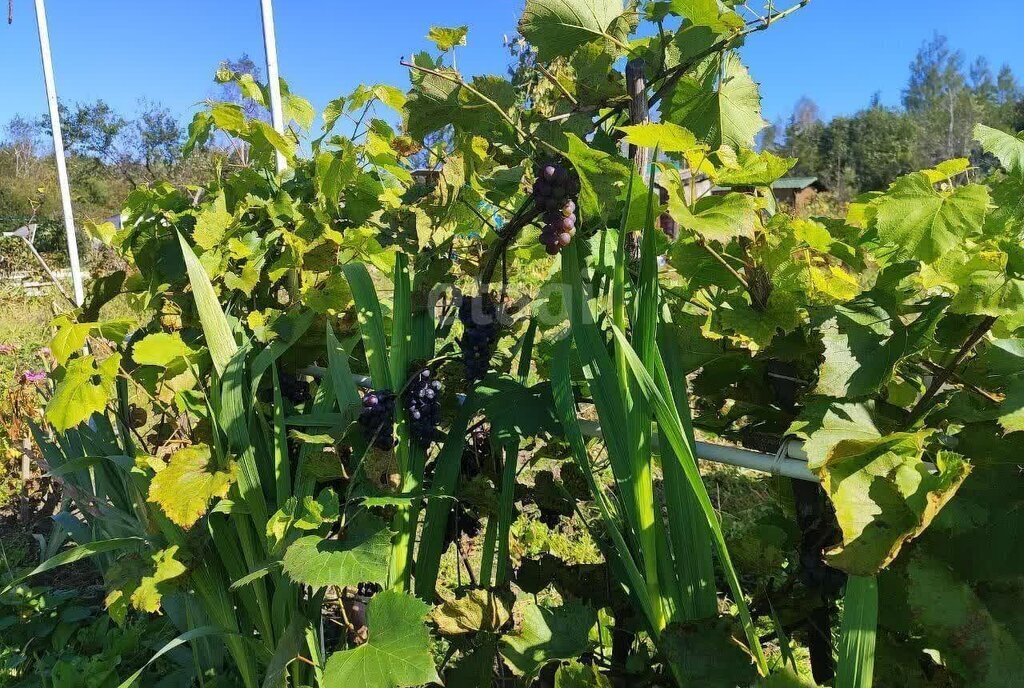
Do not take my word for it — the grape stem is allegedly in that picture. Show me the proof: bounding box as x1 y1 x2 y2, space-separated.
479 200 542 288
906 315 997 425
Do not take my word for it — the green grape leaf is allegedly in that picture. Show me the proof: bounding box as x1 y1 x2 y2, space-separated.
193 191 233 250
662 52 766 149
906 552 1024 687
562 133 631 223
616 122 704 153
713 148 797 187
555 660 612 688
788 400 880 469
45 354 120 431
322 590 439 688
431 588 514 636
996 378 1024 433
131 332 195 368
129 546 187 613
500 600 596 679
427 25 469 51
670 191 757 244
974 123 1024 176
519 0 632 61
873 173 989 263
147 444 238 529
660 617 758 687
281 515 391 589
716 290 803 351
667 0 745 33
818 434 970 575
813 299 946 399
50 317 92 365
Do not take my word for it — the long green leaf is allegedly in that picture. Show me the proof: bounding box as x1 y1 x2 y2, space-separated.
116 626 226 688
342 262 392 390
836 576 878 688
610 324 768 674
326 323 363 424
178 232 237 376
1 537 143 595
550 340 657 632
414 396 474 598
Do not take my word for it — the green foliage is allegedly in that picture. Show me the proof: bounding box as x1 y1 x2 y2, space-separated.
18 5 1024 688
322 591 438 688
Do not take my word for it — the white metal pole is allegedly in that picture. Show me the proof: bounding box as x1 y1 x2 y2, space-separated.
259 0 287 174
34 0 85 307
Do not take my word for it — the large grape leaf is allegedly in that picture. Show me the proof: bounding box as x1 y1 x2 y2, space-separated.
905 552 1023 688
555 660 612 688
813 299 947 398
787 399 880 469
974 123 1024 176
817 433 970 575
662 52 766 149
131 332 195 369
873 173 989 263
666 0 744 33
714 149 797 187
519 0 632 61
147 444 238 529
45 354 120 431
660 617 758 686
322 590 439 688
670 191 757 244
562 133 631 223
996 379 1024 433
500 600 596 679
281 515 391 589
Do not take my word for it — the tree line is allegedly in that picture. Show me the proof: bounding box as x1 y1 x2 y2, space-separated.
760 34 1024 198
0 55 264 255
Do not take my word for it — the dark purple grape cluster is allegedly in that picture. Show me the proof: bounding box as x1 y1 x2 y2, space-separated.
404 369 442 447
358 389 396 450
355 581 382 598
458 295 500 381
532 161 579 255
279 373 311 404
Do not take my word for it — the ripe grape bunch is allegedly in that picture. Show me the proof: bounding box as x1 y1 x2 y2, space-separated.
459 294 500 381
532 160 580 255
358 389 396 450
404 368 442 447
355 581 382 599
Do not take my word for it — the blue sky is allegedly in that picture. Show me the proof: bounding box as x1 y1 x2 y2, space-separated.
2 0 1022 133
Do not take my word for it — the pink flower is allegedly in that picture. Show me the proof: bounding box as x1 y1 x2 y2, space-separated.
21 370 47 384
0 344 16 355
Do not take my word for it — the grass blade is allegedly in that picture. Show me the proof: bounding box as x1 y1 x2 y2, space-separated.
610 324 769 674
343 262 393 390
177 232 237 376
836 576 878 688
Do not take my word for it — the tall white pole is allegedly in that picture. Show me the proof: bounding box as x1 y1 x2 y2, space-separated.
259 0 287 174
34 0 85 307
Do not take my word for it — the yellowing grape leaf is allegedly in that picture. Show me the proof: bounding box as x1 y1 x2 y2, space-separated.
671 191 757 244
131 332 195 368
148 445 237 528
427 25 468 51
818 434 970 575
616 122 705 153
130 546 187 613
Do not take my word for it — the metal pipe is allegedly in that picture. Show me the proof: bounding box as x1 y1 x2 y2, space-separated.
33 0 84 306
259 0 287 174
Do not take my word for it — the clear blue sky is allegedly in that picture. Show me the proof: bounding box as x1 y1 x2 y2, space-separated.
2 0 1022 133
